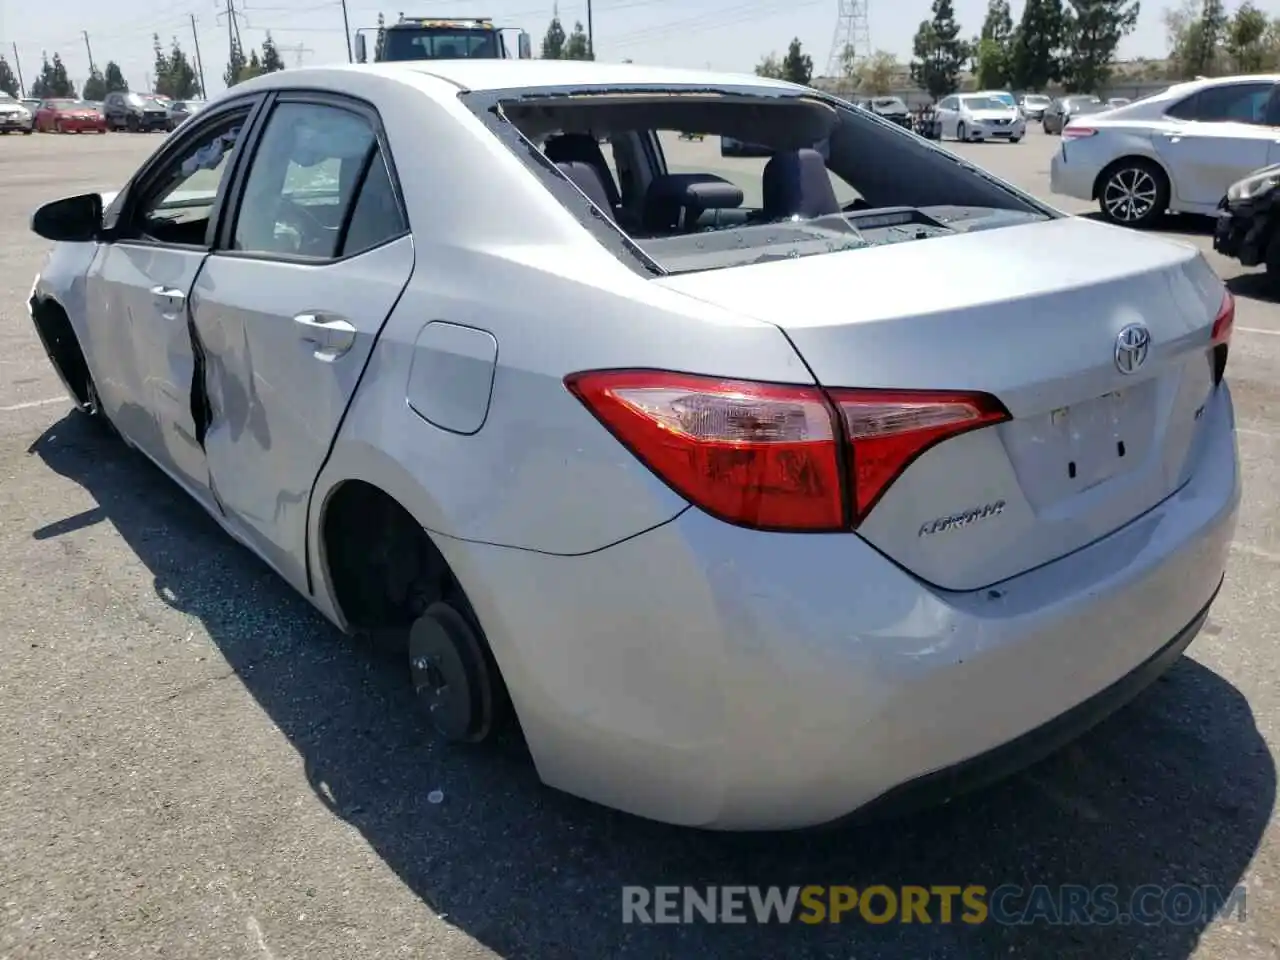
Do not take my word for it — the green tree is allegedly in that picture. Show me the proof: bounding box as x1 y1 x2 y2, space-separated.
860 50 900 94
975 0 1014 86
1060 0 1140 93
755 52 785 79
781 37 813 85
835 43 859 96
1192 0 1228 74
910 0 969 101
1224 2 1272 73
541 15 566 58
223 38 247 88
1009 0 1067 91
375 12 387 61
245 49 264 80
152 33 169 93
563 21 592 59
261 32 286 72
0 56 18 96
154 36 200 98
104 61 129 93
973 37 1008 88
1163 0 1205 79
82 67 107 101
32 53 76 97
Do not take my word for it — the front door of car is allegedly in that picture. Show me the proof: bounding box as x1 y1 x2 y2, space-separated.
83 102 258 506
1155 81 1279 208
193 95 413 591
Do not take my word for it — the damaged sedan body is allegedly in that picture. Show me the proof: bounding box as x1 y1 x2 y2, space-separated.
27 60 1239 830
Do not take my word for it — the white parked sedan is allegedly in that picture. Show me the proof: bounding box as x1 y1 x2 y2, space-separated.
936 93 1027 142
27 60 1238 830
1051 73 1280 227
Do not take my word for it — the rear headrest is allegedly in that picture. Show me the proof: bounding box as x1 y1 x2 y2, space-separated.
762 148 840 219
642 173 744 232
544 133 620 206
555 161 615 222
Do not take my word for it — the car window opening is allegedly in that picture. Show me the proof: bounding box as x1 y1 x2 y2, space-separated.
470 90 1052 276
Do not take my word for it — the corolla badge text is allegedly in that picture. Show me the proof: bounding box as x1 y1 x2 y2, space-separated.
918 501 1006 538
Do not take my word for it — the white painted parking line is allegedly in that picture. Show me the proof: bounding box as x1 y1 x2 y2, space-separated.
1237 427 1280 440
1238 326 1280 336
0 396 68 413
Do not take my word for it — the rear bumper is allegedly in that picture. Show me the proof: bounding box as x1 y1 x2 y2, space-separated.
843 580 1218 823
443 383 1241 830
1049 143 1099 201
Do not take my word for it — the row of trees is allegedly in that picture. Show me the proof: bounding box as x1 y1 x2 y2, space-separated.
753 0 1280 101
539 15 593 59
1164 0 1280 78
910 0 1140 100
0 32 286 100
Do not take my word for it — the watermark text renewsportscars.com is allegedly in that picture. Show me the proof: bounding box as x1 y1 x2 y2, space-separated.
621 884 1248 926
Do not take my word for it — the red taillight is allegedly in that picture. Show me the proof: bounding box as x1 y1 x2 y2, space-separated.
565 370 1010 532
1062 126 1097 139
565 370 845 531
829 389 1011 521
1211 289 1234 344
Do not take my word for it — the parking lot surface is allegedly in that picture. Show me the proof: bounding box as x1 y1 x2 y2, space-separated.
1 127 1278 960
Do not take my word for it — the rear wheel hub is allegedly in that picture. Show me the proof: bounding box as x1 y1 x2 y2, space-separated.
408 602 494 743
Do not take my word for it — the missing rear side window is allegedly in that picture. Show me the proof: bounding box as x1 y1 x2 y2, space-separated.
462 87 1052 276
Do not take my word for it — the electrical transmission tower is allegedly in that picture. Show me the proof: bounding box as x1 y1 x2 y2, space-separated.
825 0 871 78
290 42 315 67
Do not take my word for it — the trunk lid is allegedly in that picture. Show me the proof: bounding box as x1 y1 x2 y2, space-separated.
655 216 1226 591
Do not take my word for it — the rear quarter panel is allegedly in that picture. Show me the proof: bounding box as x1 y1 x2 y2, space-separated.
308 72 814 560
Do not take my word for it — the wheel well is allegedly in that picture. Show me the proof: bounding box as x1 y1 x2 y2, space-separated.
30 297 91 407
1091 155 1169 201
321 480 471 639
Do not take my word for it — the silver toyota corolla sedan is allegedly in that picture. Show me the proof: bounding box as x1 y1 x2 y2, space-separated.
26 60 1240 830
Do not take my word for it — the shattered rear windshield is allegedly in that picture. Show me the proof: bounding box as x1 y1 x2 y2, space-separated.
464 87 1052 276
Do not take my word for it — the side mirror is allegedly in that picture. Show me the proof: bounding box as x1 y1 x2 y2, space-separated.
518 32 532 59
354 32 368 63
31 193 103 243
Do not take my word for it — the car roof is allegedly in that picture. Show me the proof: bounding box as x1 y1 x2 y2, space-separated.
232 59 803 97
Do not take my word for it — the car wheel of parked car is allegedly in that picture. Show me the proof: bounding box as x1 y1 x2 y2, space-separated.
22 128 31 135
1097 158 1169 229
126 115 139 132
956 122 967 142
1010 136 1022 143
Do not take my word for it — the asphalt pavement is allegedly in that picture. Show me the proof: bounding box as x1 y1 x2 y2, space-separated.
1 126 1278 960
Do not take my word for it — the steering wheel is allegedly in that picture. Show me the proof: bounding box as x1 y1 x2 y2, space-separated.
272 198 337 256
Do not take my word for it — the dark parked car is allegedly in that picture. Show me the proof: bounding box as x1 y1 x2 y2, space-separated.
863 96 913 130
166 98 207 130
102 91 170 132
1043 96 1106 135
720 135 773 157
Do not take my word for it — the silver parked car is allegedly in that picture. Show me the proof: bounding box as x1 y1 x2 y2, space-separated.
27 60 1240 831
166 98 207 130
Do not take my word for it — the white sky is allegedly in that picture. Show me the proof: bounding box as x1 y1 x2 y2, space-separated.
1 0 1272 95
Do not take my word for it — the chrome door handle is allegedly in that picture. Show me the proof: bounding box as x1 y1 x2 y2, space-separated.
150 285 185 301
295 312 357 360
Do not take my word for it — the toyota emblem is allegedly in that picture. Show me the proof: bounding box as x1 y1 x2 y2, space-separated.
1114 323 1151 375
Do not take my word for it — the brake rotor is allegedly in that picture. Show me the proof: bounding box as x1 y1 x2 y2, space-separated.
407 602 494 743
